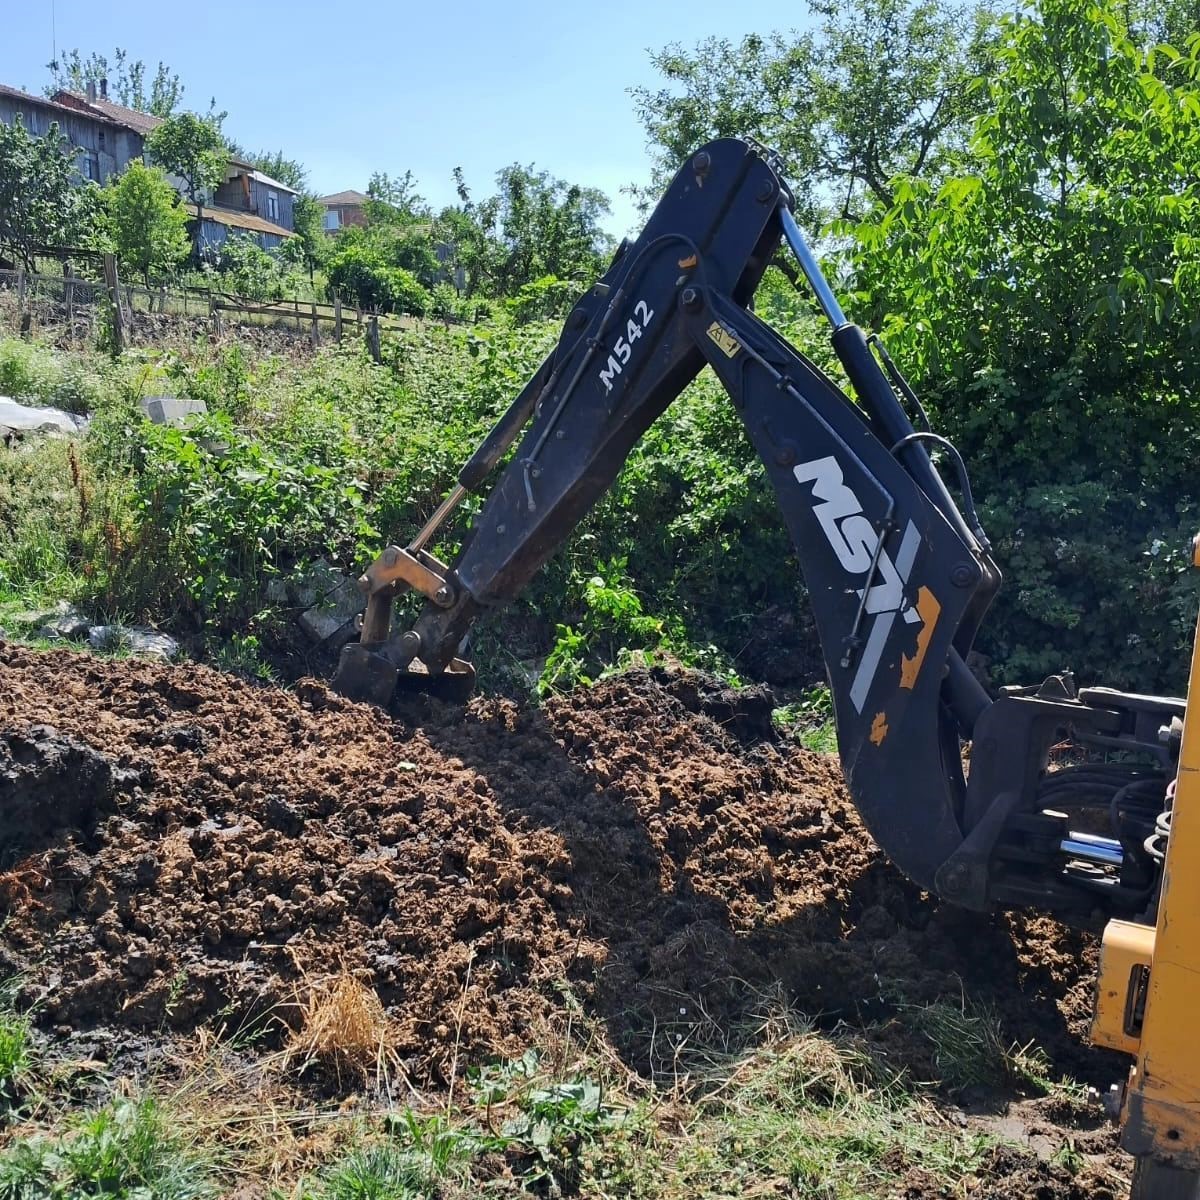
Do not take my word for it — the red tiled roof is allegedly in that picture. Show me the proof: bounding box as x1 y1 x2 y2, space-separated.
0 83 121 126
318 190 369 207
52 90 163 135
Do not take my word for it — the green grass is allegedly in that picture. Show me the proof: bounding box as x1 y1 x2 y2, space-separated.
0 1097 216 1200
774 685 840 754
907 997 1052 1095
0 983 1096 1200
0 999 30 1110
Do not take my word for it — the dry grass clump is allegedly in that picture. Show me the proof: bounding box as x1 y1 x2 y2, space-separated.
288 972 396 1085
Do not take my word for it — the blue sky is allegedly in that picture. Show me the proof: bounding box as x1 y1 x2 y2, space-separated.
3 0 808 237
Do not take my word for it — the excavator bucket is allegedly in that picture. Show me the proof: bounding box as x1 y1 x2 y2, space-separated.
334 640 477 707
331 534 478 706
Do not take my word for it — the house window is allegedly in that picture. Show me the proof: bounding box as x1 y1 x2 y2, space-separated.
323 209 340 231
266 190 279 222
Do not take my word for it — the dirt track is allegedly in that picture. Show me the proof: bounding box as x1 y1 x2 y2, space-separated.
0 642 1128 1193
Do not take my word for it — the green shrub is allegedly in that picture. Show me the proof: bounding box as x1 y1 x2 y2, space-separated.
0 437 81 601
327 246 430 316
505 274 579 324
204 234 299 303
834 0 1200 691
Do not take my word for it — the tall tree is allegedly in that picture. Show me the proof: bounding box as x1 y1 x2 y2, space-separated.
230 147 308 193
287 193 328 277
0 117 93 270
366 170 428 220
630 0 999 223
102 161 189 285
146 113 227 258
47 48 183 117
457 165 612 295
838 0 1200 686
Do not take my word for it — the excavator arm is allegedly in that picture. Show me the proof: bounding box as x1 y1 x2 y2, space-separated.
334 138 1179 929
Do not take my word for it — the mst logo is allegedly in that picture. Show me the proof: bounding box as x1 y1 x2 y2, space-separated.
793 455 924 714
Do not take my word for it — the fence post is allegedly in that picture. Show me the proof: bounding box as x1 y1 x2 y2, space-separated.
333 295 343 343
65 278 75 343
310 302 320 349
367 314 381 363
14 269 29 336
102 254 125 353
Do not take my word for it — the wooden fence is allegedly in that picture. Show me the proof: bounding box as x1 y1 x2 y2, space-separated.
0 260 441 359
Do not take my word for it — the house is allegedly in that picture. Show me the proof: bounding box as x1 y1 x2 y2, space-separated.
317 190 369 233
201 159 297 251
0 81 141 183
2 79 296 253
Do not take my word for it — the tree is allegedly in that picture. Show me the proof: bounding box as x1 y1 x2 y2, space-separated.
838 0 1200 687
226 147 308 193
0 117 93 270
47 48 183 117
287 193 328 277
102 161 189 285
209 235 292 302
452 165 613 296
630 0 999 223
146 113 227 258
366 171 428 220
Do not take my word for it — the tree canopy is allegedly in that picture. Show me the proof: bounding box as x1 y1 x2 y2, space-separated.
630 0 999 222
47 48 184 118
0 117 95 270
101 161 189 285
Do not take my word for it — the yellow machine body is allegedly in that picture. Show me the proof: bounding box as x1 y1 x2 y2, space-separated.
1092 594 1200 1182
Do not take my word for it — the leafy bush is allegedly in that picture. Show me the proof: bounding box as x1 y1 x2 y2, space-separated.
326 245 429 315
505 274 579 324
835 0 1200 690
205 234 300 302
0 339 108 414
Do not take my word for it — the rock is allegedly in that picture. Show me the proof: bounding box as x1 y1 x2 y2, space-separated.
293 559 365 644
40 605 91 641
139 396 207 426
298 608 359 644
87 625 180 662
264 578 291 605
0 397 86 439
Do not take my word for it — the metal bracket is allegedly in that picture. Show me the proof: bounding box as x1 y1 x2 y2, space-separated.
360 545 455 607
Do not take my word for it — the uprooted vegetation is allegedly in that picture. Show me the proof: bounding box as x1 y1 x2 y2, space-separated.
0 645 1129 1196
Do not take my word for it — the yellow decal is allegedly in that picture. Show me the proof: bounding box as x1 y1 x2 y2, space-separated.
706 321 741 358
870 711 889 745
678 254 698 269
900 586 942 690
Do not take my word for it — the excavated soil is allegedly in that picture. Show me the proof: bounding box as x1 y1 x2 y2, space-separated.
0 642 1129 1194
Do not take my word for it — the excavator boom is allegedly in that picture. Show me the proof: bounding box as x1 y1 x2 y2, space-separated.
334 138 1177 927
332 135 1200 1188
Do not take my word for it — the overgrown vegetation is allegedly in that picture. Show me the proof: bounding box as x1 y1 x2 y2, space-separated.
0 986 1084 1198
2 0 1194 692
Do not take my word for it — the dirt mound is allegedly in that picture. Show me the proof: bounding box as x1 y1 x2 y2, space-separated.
0 643 1109 1093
